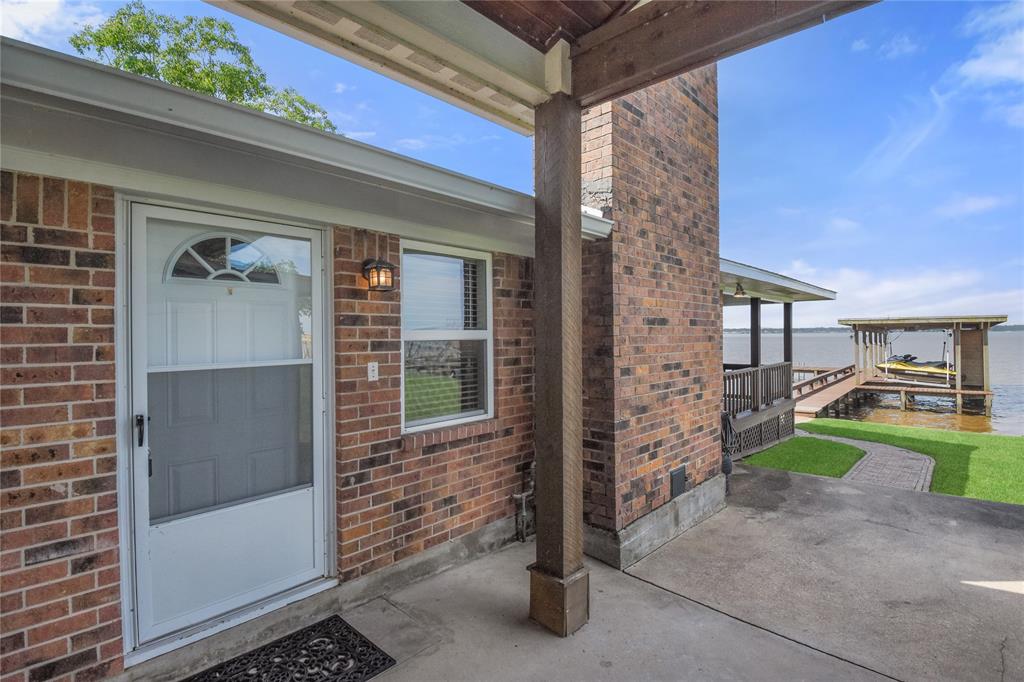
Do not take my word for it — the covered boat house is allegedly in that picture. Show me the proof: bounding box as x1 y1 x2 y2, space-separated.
841 316 1008 415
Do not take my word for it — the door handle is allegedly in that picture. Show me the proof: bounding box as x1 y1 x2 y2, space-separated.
135 414 146 447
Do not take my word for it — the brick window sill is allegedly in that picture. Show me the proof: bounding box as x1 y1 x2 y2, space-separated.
401 416 503 451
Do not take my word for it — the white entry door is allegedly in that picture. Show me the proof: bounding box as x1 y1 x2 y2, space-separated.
129 204 326 645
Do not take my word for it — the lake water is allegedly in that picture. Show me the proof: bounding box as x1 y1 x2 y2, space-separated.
724 330 1024 436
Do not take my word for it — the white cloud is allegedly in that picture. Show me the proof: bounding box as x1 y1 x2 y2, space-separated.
854 88 950 181
725 264 1024 327
879 33 920 60
961 2 1024 37
0 0 105 47
935 194 1012 218
958 28 1024 86
995 100 1024 127
955 3 1024 128
850 38 870 52
333 82 352 94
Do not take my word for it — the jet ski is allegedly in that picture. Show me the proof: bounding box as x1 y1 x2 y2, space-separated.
875 354 955 382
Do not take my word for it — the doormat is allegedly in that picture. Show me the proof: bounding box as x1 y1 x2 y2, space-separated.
186 615 396 682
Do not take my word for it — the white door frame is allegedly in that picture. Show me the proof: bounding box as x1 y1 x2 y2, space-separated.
115 196 337 665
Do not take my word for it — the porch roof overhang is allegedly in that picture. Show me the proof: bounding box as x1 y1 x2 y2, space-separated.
0 38 611 257
721 258 835 306
839 316 1008 332
212 0 874 134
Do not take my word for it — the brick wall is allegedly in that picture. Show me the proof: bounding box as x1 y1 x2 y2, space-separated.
1 171 123 681
332 228 535 581
581 67 723 531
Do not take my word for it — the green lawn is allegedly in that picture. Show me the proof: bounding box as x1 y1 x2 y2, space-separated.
799 419 1024 506
405 372 460 422
745 436 865 478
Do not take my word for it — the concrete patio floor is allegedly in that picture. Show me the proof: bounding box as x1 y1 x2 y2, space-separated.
352 539 883 682
629 465 1024 682
136 465 1022 682
352 465 1023 682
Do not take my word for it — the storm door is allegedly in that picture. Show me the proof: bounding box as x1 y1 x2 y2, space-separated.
128 204 326 644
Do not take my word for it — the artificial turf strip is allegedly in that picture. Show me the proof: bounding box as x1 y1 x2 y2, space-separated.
744 436 865 479
799 419 1024 506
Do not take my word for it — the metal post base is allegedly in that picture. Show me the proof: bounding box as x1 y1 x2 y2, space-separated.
528 564 590 637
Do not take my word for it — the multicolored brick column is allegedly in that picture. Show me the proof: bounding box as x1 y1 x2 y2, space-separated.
581 67 724 566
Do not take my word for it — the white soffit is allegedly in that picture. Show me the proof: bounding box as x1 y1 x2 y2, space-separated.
210 0 549 134
720 258 836 304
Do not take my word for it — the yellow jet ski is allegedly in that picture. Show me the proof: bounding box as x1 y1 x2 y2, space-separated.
875 354 955 382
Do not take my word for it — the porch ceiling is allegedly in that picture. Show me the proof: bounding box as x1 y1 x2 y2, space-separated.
211 0 875 134
720 258 835 305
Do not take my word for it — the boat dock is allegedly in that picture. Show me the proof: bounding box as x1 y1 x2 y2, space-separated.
792 315 1006 419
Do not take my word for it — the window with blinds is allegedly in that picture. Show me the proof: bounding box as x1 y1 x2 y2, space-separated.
401 242 492 431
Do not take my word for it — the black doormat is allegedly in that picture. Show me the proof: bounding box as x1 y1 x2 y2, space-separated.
186 615 396 682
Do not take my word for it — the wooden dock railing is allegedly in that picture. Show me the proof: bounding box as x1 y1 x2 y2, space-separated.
723 362 792 417
792 364 856 399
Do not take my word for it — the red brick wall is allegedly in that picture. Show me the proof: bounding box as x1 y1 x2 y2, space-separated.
333 228 534 581
581 67 723 531
1 171 123 681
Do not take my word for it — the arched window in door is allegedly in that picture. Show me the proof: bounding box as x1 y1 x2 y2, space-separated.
167 234 280 284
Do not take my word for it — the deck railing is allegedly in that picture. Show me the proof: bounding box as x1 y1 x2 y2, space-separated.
723 362 792 417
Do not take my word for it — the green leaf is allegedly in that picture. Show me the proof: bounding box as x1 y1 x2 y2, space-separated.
70 1 336 133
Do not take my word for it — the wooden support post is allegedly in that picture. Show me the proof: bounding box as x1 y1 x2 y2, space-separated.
900 390 907 411
982 325 991 415
529 92 588 638
954 323 963 414
783 302 793 364
852 327 860 384
982 325 991 392
750 297 761 368
861 330 869 383
877 332 883 373
866 332 873 379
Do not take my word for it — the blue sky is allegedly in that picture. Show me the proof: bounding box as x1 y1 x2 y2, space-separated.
3 0 1022 327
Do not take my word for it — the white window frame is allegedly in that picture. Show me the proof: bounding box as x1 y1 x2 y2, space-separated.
400 239 495 434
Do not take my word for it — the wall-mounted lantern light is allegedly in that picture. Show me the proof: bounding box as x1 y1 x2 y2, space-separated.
733 282 747 298
362 258 396 292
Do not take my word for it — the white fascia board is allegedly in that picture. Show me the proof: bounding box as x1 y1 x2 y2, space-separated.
0 39 529 216
720 257 836 302
0 38 610 242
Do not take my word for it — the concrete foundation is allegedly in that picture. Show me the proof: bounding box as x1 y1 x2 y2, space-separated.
583 475 726 569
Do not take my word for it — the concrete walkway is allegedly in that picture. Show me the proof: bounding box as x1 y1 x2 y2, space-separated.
796 428 935 492
629 466 1024 682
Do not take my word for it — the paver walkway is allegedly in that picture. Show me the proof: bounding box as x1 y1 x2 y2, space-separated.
796 428 935 491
